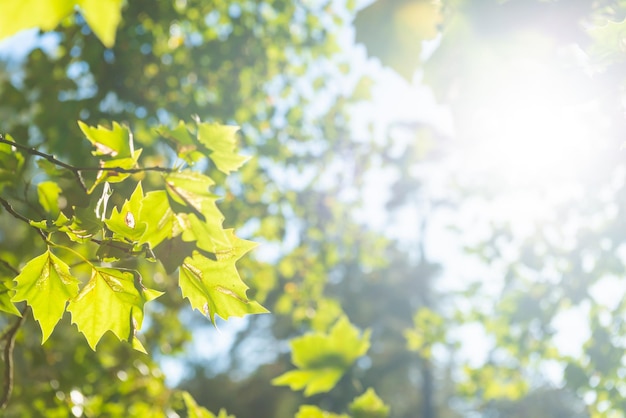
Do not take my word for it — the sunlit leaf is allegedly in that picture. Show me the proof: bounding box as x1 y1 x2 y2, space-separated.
12 250 80 342
179 231 267 323
295 405 349 418
157 121 204 165
67 267 162 351
105 182 147 242
349 388 390 418
77 0 124 48
272 316 370 396
0 0 74 40
197 123 249 174
78 121 134 158
138 190 184 248
182 391 235 418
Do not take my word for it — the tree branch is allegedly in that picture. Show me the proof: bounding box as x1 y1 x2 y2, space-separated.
0 197 47 242
0 306 28 409
0 135 174 193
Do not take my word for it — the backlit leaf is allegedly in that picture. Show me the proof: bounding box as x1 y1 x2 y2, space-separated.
0 280 21 316
12 250 80 342
138 190 185 248
182 391 235 418
197 123 249 174
77 0 123 48
67 267 162 351
105 182 147 242
179 231 267 323
272 316 370 396
78 121 134 158
349 388 390 418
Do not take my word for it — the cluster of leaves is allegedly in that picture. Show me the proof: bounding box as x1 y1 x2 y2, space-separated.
1 119 267 351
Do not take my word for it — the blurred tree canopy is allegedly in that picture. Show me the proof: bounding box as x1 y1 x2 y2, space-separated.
2 0 626 417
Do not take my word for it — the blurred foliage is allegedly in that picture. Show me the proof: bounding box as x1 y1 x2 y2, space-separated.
3 0 626 417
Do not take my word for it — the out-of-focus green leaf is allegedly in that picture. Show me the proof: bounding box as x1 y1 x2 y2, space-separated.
67 267 162 351
12 250 80 342
0 279 21 316
295 405 349 418
349 388 390 418
182 391 235 418
76 0 123 48
0 135 24 190
179 231 267 323
197 123 249 175
0 0 123 47
272 316 371 396
37 181 62 217
0 0 74 39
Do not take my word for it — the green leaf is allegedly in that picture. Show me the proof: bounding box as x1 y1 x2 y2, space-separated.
157 121 205 165
67 267 162 351
165 170 229 250
179 231 267 323
77 0 123 48
182 391 235 418
0 0 123 47
0 135 24 190
272 316 370 396
197 123 249 174
349 388 390 418
0 280 21 317
78 121 134 158
88 149 142 193
0 0 74 40
295 405 349 418
37 181 62 217
138 190 185 248
12 250 80 342
105 182 147 242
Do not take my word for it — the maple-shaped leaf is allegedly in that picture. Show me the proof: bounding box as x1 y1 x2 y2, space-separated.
157 122 205 165
78 121 134 158
197 123 249 174
138 190 185 248
12 250 80 342
105 182 147 242
179 231 267 323
182 391 235 418
272 316 371 396
0 279 21 316
164 170 216 212
349 388 390 418
67 267 162 351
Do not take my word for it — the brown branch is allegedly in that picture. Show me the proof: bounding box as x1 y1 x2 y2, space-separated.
0 197 47 242
0 306 29 409
0 135 174 193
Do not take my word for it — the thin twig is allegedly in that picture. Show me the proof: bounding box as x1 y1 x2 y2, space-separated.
0 306 28 409
0 135 172 177
0 197 47 242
